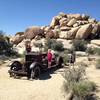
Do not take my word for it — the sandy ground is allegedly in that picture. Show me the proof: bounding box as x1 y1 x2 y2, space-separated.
0 62 65 100
0 57 100 100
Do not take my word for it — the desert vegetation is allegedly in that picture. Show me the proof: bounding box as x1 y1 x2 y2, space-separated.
0 30 19 57
0 13 100 100
44 39 64 52
72 39 88 51
63 64 97 100
95 59 100 69
86 47 100 55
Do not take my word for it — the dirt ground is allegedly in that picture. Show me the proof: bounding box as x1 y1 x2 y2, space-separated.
0 62 65 100
0 57 100 100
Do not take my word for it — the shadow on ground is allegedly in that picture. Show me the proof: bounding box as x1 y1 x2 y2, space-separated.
9 66 66 81
39 67 59 80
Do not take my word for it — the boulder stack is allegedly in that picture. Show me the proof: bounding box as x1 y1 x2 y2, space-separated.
12 13 100 42
10 13 100 54
24 26 44 39
48 13 100 39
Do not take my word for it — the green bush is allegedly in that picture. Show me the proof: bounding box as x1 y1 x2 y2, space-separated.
62 54 70 65
44 39 64 51
72 39 87 51
86 47 100 55
0 30 19 57
94 48 100 55
34 42 43 52
95 59 100 69
59 50 71 65
86 47 95 55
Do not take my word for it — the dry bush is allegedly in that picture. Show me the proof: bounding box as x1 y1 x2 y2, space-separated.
63 64 96 100
95 59 100 69
72 81 96 99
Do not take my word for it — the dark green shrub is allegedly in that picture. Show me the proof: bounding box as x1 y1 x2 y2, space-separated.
44 39 64 51
86 47 100 55
34 42 43 52
72 39 87 51
62 54 69 65
86 47 95 55
0 30 19 57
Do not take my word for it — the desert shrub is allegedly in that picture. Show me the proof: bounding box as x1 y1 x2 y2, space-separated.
94 48 100 55
59 50 72 65
62 54 69 65
95 59 100 69
63 65 86 84
44 39 64 51
72 81 96 99
63 64 96 100
0 30 19 57
34 42 43 52
7 50 20 57
86 47 100 55
52 41 64 51
77 62 88 67
86 47 95 55
72 39 87 51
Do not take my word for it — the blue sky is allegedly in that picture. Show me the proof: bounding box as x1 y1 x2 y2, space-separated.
0 0 100 35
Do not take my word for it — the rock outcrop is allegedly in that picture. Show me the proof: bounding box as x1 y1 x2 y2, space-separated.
11 13 100 54
24 26 44 39
12 13 100 41
10 34 24 44
91 40 100 46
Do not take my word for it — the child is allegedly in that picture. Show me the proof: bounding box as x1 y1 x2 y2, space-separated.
47 49 53 68
25 43 31 53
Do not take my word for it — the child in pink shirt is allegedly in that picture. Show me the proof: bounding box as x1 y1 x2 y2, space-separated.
47 49 52 68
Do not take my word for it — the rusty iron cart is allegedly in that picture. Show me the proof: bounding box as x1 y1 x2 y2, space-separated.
8 52 63 79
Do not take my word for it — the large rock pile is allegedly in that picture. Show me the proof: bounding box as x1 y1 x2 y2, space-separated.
49 13 100 39
10 13 100 54
11 13 100 44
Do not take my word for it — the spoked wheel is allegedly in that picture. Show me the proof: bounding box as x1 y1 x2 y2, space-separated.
31 66 40 79
9 61 22 78
10 66 16 77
